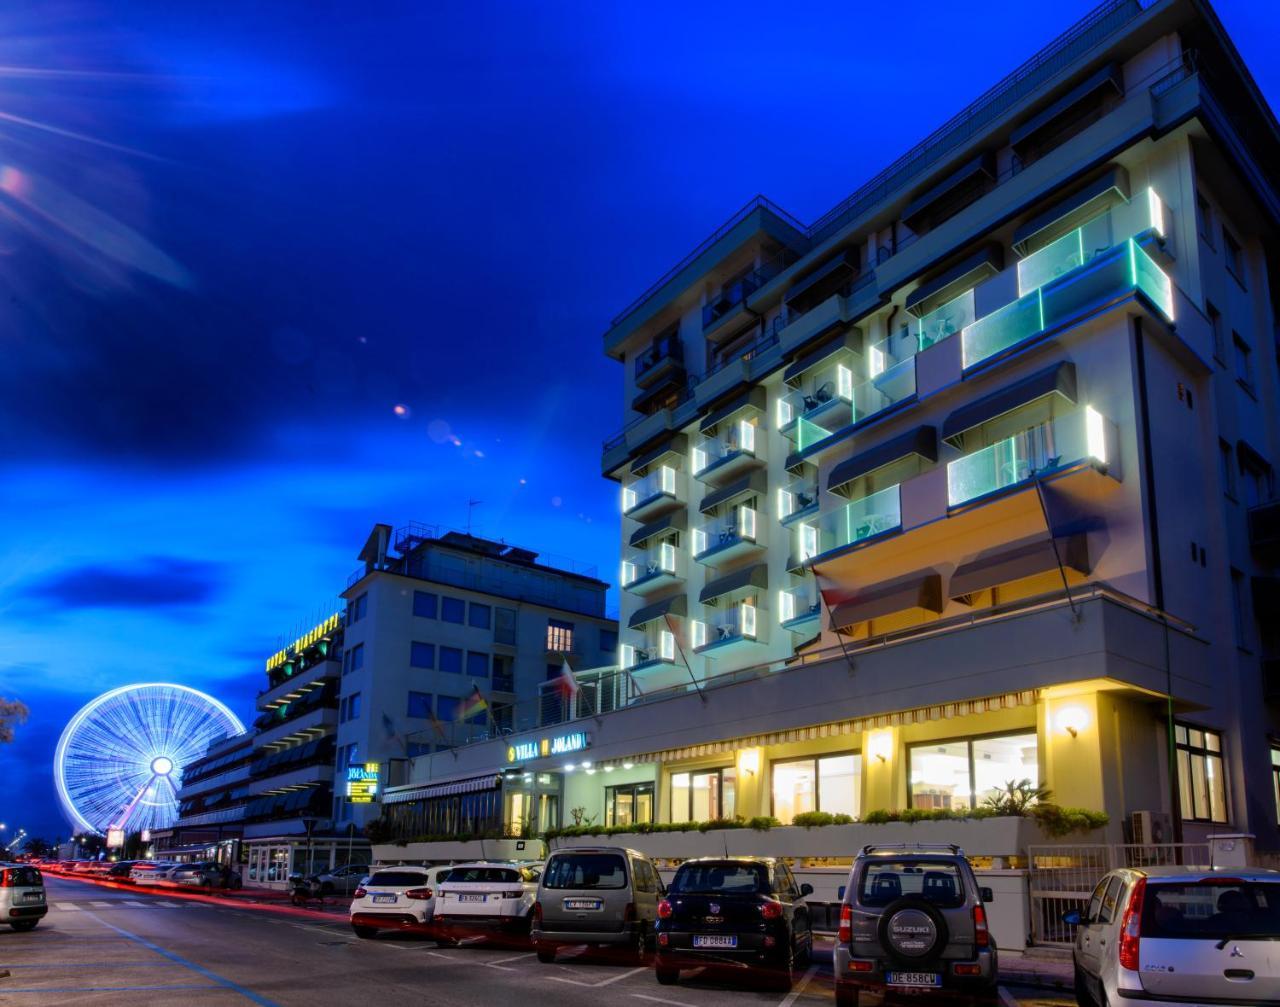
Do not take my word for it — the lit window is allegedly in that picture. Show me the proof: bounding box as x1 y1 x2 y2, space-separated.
546 619 574 653
605 783 655 827
669 768 735 821
907 732 1039 812
771 754 861 824
1176 724 1228 823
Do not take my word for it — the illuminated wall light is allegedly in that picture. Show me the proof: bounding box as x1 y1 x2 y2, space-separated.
622 762 635 770
1056 705 1089 739
869 342 885 378
603 765 615 773
837 364 854 400
777 487 792 519
778 589 795 623
692 621 707 649
660 541 676 572
660 466 676 494
867 729 893 764
742 603 757 639
1147 187 1165 237
580 761 592 769
776 397 792 427
619 644 635 669
1085 406 1107 465
622 485 636 512
739 749 760 776
800 523 819 561
659 630 675 661
621 561 636 587
692 528 707 557
740 506 757 541
739 419 756 453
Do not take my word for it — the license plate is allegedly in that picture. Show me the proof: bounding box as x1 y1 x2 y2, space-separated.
565 898 601 910
372 895 396 904
886 972 941 987
458 894 486 903
692 934 737 949
22 893 43 902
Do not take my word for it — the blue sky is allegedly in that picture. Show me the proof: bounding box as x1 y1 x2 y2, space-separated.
2 0 1278 842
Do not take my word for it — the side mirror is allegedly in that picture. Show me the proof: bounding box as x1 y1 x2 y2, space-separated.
799 883 814 897
1061 909 1082 926
980 886 994 903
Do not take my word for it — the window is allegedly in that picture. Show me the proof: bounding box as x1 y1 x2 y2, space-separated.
859 860 965 909
605 782 654 827
543 852 627 890
1176 724 1228 823
671 861 768 895
466 650 489 678
599 627 618 655
342 643 364 676
439 646 462 674
409 641 434 669
407 691 432 719
1241 453 1274 508
342 691 362 723
1234 332 1254 393
1224 229 1245 285
1220 440 1237 498
347 593 368 625
1098 876 1125 925
494 607 517 645
1197 192 1214 247
669 767 736 821
546 619 575 653
492 655 514 691
441 596 465 624
1207 302 1224 362
468 603 491 629
338 742 358 769
413 590 438 619
435 695 459 721
1230 569 1249 650
907 731 1039 812
771 753 861 824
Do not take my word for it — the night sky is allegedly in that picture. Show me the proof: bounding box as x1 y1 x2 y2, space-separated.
3 0 1278 843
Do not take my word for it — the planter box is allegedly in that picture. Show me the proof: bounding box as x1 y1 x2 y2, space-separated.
373 838 545 864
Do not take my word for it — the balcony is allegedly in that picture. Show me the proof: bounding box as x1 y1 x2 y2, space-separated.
962 238 1173 370
1248 500 1280 560
778 361 854 448
915 288 975 352
620 629 678 675
253 704 337 749
692 420 762 484
692 604 767 657
634 343 685 393
778 582 822 632
777 475 819 527
947 407 1114 509
703 273 762 331
796 485 903 563
622 465 681 522
257 655 338 712
693 506 764 566
621 541 683 596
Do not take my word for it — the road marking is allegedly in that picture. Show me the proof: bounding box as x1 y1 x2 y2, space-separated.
998 986 1020 1007
90 901 114 907
54 902 81 911
156 901 181 907
485 951 536 970
631 995 697 1007
0 984 223 994
778 964 818 1007
548 966 647 988
121 900 149 907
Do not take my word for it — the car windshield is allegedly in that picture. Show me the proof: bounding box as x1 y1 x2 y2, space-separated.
542 853 628 890
859 861 966 908
446 867 522 884
1143 880 1280 940
669 862 768 895
366 871 429 888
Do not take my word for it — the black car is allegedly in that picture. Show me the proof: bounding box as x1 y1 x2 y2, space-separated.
653 856 814 991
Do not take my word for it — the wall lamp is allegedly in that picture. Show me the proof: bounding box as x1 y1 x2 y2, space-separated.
1056 706 1088 739
867 730 893 764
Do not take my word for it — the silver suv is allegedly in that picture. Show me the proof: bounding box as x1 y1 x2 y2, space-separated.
833 844 997 1005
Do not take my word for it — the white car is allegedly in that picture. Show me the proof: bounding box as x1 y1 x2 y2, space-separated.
434 861 541 942
1 863 47 931
349 865 454 938
130 862 179 885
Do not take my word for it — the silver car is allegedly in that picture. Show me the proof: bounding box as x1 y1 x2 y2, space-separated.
1 863 47 931
1066 866 1280 1006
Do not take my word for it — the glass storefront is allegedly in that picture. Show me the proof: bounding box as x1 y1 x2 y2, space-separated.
503 773 561 836
605 782 654 827
771 753 861 823
907 731 1038 811
670 767 736 821
243 838 370 888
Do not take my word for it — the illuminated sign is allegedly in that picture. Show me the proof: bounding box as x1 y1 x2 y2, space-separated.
345 761 380 804
106 828 125 849
266 613 343 671
506 731 590 765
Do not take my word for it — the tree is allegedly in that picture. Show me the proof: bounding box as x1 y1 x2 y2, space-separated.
24 838 51 857
0 698 28 743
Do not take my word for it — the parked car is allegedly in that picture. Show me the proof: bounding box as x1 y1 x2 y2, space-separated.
350 864 455 938
1 863 47 931
309 863 370 897
1065 866 1280 1006
533 846 664 963
833 844 997 1005
434 861 541 943
130 862 180 885
106 861 141 880
81 861 113 876
652 856 814 991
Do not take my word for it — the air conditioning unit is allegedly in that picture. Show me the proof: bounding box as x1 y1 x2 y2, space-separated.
1131 810 1173 845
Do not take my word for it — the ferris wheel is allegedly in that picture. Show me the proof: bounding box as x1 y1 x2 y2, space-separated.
54 683 245 836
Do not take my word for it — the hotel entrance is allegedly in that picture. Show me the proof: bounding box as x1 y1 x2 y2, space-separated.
501 771 561 836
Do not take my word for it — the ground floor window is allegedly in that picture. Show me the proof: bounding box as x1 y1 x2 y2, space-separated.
1176 724 1228 823
605 782 655 827
670 767 735 822
907 731 1038 812
771 753 861 823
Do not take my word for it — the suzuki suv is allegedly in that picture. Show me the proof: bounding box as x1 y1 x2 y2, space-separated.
833 844 997 1005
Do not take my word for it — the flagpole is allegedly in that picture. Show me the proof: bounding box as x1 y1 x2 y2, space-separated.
1033 475 1078 620
663 613 706 703
807 557 857 677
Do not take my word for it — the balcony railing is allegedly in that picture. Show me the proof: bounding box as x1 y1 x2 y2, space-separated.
779 582 822 628
692 603 763 652
798 485 903 562
692 420 760 478
620 541 681 589
703 274 763 329
692 506 762 564
915 289 976 351
947 406 1111 507
620 629 677 671
634 341 683 381
777 476 819 525
622 465 679 517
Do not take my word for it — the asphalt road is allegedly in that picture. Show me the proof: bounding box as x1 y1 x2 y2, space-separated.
0 876 1074 1007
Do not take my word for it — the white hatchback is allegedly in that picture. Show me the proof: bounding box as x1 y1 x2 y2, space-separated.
435 862 541 942
130 862 178 885
350 865 454 938
1 863 47 931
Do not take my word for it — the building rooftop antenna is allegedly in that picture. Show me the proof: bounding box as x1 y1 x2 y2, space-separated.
466 498 482 536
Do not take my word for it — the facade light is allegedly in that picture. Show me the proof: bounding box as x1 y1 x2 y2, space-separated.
1056 705 1088 739
622 762 635 770
867 729 893 764
1085 406 1107 465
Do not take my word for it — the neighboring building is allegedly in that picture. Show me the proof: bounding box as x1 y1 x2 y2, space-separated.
154 732 253 865
387 0 1280 859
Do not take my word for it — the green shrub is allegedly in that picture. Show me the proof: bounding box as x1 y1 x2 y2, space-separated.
831 813 855 825
746 815 782 831
791 811 835 829
1030 804 1109 837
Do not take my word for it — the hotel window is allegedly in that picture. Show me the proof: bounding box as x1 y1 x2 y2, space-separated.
1207 302 1224 363
605 782 655 827
344 691 362 723
599 627 618 655
492 655 514 692
907 731 1039 812
670 767 736 822
347 593 368 625
409 641 435 669
469 603 491 630
1272 747 1280 826
1176 724 1228 823
343 643 364 676
1196 192 1214 247
412 590 438 619
436 695 459 721
466 650 489 678
1233 333 1254 393
439 646 463 674
1241 454 1274 508
546 619 575 653
1230 569 1249 650
771 753 861 824
407 691 432 719
1223 228 1245 286
441 596 465 624
494 607 517 645
1220 440 1237 498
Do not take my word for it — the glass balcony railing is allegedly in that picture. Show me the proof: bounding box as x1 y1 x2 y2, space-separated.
963 238 1173 369
692 419 759 477
620 541 680 588
777 476 819 525
778 582 821 627
777 362 854 448
692 506 761 562
621 465 678 516
620 628 677 670
692 603 762 651
946 406 1112 507
915 288 976 351
796 485 902 562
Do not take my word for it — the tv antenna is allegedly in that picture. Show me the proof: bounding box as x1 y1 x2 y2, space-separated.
466 498 482 535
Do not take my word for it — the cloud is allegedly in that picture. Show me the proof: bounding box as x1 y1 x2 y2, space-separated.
24 556 225 612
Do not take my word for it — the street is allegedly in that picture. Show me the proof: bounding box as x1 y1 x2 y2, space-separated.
0 877 1074 1007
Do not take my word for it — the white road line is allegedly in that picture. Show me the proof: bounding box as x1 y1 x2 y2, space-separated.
156 902 181 907
997 985 1020 1007
631 995 697 1007
90 901 113 907
548 966 647 988
485 951 536 970
121 901 149 907
778 964 818 1007
54 903 81 911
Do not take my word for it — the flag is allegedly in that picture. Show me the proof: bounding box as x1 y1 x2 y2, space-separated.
557 657 579 696
428 706 446 740
457 685 488 722
381 712 407 755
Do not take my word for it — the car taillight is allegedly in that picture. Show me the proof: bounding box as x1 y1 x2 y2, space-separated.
0 870 11 888
972 904 990 948
353 887 367 898
533 901 543 923
1118 878 1146 971
623 902 636 922
657 899 673 919
760 899 783 920
404 888 433 900
838 903 852 943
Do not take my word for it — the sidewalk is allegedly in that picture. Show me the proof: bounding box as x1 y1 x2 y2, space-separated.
997 948 1074 990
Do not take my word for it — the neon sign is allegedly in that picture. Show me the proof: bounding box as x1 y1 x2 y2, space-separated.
506 731 590 765
266 613 343 671
345 761 380 803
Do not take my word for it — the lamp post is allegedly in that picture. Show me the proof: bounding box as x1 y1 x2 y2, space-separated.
300 817 318 879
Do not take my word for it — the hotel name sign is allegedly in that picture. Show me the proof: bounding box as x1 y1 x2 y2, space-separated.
506 731 590 765
266 612 343 671
346 762 380 803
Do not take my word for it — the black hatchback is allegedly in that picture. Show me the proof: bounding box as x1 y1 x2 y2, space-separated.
653 856 814 991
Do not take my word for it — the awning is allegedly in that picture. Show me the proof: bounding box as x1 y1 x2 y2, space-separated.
906 243 1004 317
700 470 768 515
629 594 688 629
630 433 688 476
902 152 995 232
700 563 769 604
1010 62 1123 159
700 386 766 434
829 571 943 630
383 774 503 804
784 332 852 384
1013 163 1130 254
783 248 859 314
828 426 937 494
941 361 1077 444
949 534 1090 601
630 511 686 548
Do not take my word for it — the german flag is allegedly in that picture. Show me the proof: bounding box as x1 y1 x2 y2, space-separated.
457 685 489 722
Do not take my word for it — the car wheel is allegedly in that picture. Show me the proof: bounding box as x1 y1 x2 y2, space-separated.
773 940 796 992
535 946 556 964
633 923 649 963
10 920 38 932
1073 965 1097 1007
352 925 378 939
655 967 679 986
320 882 334 897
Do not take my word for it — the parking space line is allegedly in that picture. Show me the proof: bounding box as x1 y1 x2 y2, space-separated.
0 985 225 994
54 903 81 911
631 995 697 1007
997 986 1019 1007
778 965 818 1007
485 951 536 970
90 901 114 907
548 966 648 988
